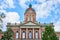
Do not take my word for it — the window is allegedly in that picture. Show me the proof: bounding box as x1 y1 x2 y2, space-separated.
26 15 28 16
27 16 30 21
31 16 33 21
29 10 33 13
28 31 32 39
16 31 18 38
22 31 25 38
35 31 38 39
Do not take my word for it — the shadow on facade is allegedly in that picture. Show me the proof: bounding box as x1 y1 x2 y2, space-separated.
16 38 41 40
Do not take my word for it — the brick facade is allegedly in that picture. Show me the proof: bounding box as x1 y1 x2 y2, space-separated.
0 32 3 39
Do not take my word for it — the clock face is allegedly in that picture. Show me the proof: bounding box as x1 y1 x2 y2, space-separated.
29 10 33 13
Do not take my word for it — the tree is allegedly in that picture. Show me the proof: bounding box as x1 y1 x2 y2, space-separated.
42 25 59 40
0 13 6 30
1 28 14 40
0 29 2 32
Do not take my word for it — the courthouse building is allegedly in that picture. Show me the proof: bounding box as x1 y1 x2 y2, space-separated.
6 4 60 40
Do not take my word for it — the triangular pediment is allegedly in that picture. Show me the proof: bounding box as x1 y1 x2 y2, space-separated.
22 21 39 25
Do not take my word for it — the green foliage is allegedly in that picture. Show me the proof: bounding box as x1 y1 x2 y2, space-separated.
42 25 59 40
1 28 14 40
0 29 2 32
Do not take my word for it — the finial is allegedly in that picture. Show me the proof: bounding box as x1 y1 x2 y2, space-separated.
29 4 32 8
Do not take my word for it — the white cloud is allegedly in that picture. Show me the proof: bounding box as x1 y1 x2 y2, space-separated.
34 0 60 19
19 0 28 8
0 10 20 31
57 0 60 3
0 10 20 23
0 0 15 9
33 3 50 19
19 0 34 8
6 0 15 8
0 10 7 14
35 0 46 3
54 19 60 32
5 12 20 23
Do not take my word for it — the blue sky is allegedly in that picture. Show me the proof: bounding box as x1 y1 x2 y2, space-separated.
0 0 60 31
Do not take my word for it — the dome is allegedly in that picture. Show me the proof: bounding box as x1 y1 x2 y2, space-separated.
24 4 36 15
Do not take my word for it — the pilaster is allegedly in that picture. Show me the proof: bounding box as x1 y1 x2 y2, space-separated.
26 28 28 39
33 28 34 39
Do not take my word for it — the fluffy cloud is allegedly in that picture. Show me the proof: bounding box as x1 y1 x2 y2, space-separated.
19 0 28 8
6 0 15 8
5 12 20 23
0 10 20 31
33 3 50 19
35 0 46 3
33 0 60 19
54 19 60 32
0 10 20 23
0 0 15 9
19 0 33 8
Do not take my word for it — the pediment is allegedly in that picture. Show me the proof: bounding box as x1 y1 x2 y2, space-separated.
23 22 38 25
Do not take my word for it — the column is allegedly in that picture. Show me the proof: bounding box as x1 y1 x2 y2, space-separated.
18 29 20 39
33 28 34 39
39 28 42 39
13 32 16 40
26 28 28 39
20 28 21 39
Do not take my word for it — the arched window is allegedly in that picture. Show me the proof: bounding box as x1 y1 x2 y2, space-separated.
35 31 38 39
28 16 30 21
22 31 25 38
16 31 18 38
31 16 33 21
28 31 32 39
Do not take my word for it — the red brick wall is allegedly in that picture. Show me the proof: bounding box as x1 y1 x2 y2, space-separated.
0 32 3 39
